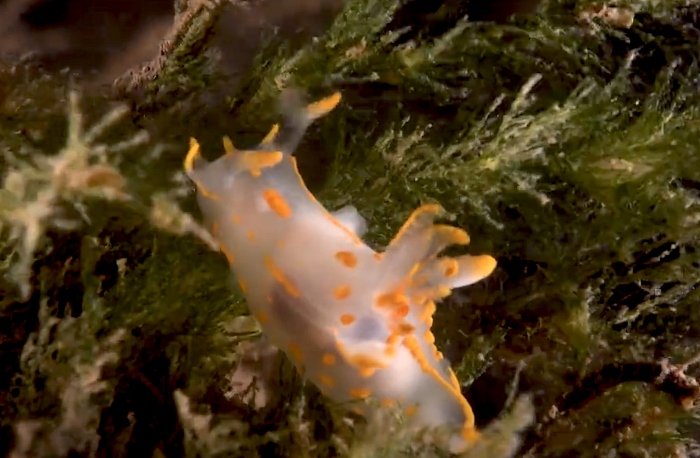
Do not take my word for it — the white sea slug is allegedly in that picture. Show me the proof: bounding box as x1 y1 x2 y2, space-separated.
184 91 497 453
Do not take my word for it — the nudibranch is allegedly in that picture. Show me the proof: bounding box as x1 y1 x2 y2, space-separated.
184 91 497 453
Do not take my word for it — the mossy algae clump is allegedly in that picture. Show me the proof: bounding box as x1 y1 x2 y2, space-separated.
1 0 700 456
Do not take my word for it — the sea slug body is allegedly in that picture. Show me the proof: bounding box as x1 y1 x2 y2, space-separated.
184 91 498 453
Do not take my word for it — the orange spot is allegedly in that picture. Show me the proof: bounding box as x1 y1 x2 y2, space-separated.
232 214 241 224
322 353 336 366
351 406 364 415
340 314 355 325
373 252 383 261
238 279 248 293
404 405 418 417
394 322 415 335
380 398 395 407
319 374 336 387
334 285 352 300
240 151 283 177
263 189 292 218
444 258 459 277
376 291 409 312
349 354 386 371
264 256 300 297
334 334 389 374
335 251 358 268
255 311 269 324
375 293 393 309
211 222 219 236
359 367 376 378
394 304 409 318
219 245 235 264
278 240 286 248
386 334 400 346
247 230 256 241
288 343 303 362
350 388 372 399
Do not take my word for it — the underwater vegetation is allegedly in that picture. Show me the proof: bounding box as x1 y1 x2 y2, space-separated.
1 0 700 457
